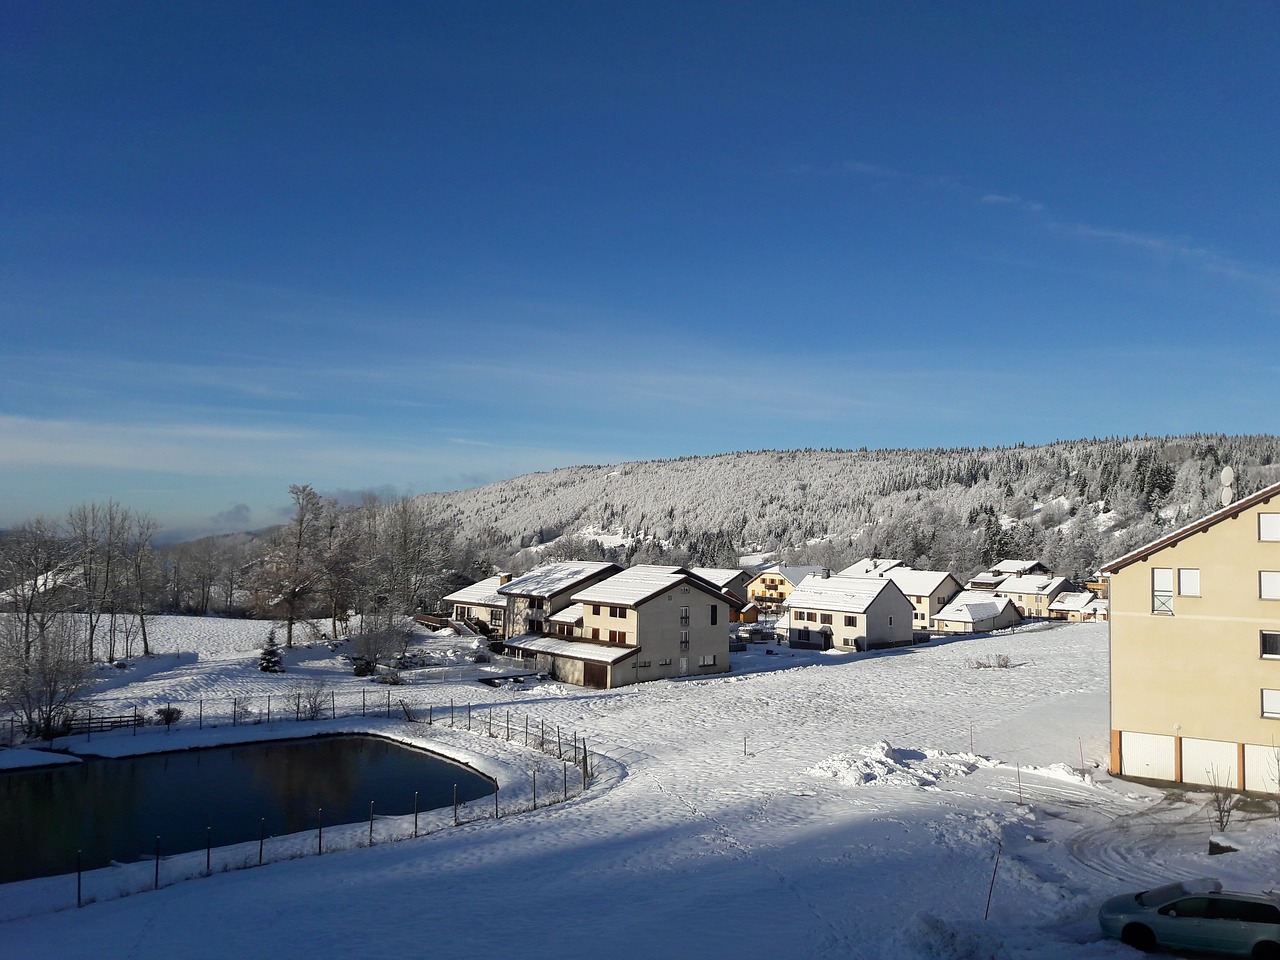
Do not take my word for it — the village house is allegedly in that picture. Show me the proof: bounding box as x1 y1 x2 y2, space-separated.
880 568 964 637
440 574 511 637
689 567 753 621
743 563 828 613
1102 478 1280 793
838 557 907 577
497 561 622 638
782 573 914 651
931 590 1021 635
1048 589 1108 622
506 565 737 688
994 574 1074 618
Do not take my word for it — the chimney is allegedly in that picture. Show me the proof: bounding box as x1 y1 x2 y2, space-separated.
821 568 830 579
499 573 512 585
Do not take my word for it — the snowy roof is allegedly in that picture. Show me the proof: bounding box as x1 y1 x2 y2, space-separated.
573 565 727 607
998 575 1069 596
936 590 1016 624
750 563 828 586
1048 590 1096 612
504 634 638 664
882 568 959 596
966 572 1009 589
838 558 906 577
991 559 1045 575
782 574 899 615
1101 478 1280 574
549 603 584 625
688 567 745 588
441 576 508 608
498 561 620 599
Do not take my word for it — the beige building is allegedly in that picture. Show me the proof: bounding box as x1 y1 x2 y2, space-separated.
881 568 964 636
932 590 1021 635
498 561 622 638
441 575 511 636
506 565 738 688
995 574 1074 619
744 563 827 613
782 574 914 651
1102 479 1280 793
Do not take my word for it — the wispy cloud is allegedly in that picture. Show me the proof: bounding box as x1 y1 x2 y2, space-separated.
980 193 1045 214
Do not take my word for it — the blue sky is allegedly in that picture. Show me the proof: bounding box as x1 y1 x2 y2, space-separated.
3 2 1278 538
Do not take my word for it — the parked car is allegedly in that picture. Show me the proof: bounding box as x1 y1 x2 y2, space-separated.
1099 878 1280 957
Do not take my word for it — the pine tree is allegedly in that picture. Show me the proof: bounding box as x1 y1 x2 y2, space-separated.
259 628 284 673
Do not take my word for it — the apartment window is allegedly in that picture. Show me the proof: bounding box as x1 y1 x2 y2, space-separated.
807 611 818 622
844 615 857 628
1152 567 1174 614
841 638 855 647
1260 513 1280 541
610 606 626 618
1264 688 1280 719
1263 572 1280 601
1261 631 1280 659
529 598 545 610
710 605 717 626
820 613 833 625
637 660 651 668
592 604 601 616
680 631 690 650
658 658 673 666
608 630 627 644
1177 568 1200 597
489 609 502 624
680 605 690 626
698 654 716 667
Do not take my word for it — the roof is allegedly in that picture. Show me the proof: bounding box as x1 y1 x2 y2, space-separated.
688 567 746 588
749 563 829 586
573 565 732 608
991 559 1044 575
936 590 1016 624
781 574 902 615
441 576 507 608
838 558 906 577
998 575 1069 596
966 572 1010 589
498 561 620 599
1101 479 1280 574
549 603 584 625
1049 590 1096 612
504 634 638 665
882 568 959 596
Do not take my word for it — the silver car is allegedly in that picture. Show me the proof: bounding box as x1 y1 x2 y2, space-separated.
1099 879 1280 957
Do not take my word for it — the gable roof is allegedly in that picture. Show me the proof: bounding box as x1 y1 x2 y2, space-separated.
573 565 735 608
1049 590 1096 612
936 590 1017 624
498 561 621 599
997 574 1070 596
688 567 746 589
782 574 905 615
442 575 508 608
882 568 960 596
838 557 906 577
1101 479 1280 574
991 559 1046 575
749 563 829 586
549 603 585 625
504 634 638 665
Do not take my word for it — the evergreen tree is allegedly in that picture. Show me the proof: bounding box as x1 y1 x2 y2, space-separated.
259 628 284 673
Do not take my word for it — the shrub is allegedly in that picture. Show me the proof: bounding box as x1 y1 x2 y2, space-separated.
155 705 182 726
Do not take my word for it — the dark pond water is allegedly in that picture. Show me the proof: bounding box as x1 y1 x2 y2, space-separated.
0 735 494 884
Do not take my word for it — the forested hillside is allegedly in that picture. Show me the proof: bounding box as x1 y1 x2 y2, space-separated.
420 435 1280 581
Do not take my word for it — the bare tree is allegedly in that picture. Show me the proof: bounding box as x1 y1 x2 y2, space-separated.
1206 764 1238 833
0 611 92 740
67 501 131 661
250 485 326 648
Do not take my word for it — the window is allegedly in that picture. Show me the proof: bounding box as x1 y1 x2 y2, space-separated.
529 597 545 610
698 654 716 667
807 612 817 622
610 606 626 618
1264 688 1280 719
819 613 832 625
608 630 627 643
1263 572 1280 601
710 605 717 626
1178 568 1200 596
1152 567 1174 614
680 631 689 650
680 605 690 626
658 658 673 666
592 604 600 615
1261 513 1280 541
844 615 857 627
798 628 811 642
1263 631 1280 659
888 616 893 626
489 609 502 624
841 638 855 647
637 660 651 668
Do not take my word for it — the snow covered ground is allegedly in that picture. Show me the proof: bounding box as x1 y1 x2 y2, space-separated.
3 619 1279 959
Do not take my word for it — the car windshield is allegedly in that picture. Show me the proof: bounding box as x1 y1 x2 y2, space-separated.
1137 880 1222 907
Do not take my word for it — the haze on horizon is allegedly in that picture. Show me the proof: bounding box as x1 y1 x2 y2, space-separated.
3 2 1277 538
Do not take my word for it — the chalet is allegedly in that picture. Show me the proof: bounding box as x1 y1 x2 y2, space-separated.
744 563 827 613
497 561 622 638
881 568 964 636
441 575 511 637
782 574 914 651
1102 478 1280 792
1048 589 1108 622
994 574 1073 618
932 590 1021 635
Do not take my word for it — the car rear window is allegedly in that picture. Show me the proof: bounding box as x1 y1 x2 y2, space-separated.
1216 899 1280 924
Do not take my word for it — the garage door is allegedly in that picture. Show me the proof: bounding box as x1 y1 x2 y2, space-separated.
1120 732 1175 781
1180 738 1237 788
1243 744 1280 794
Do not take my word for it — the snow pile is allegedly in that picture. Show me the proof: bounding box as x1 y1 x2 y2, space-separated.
807 740 991 788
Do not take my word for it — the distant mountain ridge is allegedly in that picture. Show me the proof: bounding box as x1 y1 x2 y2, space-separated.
416 435 1280 579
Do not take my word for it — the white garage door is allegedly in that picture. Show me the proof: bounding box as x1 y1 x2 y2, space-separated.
1180 737 1237 788
1243 744 1280 794
1120 732 1175 781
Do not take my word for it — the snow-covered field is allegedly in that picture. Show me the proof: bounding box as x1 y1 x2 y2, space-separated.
3 619 1279 959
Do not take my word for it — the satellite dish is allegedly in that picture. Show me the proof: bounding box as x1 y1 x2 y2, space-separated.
1221 487 1234 506
1221 466 1235 486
